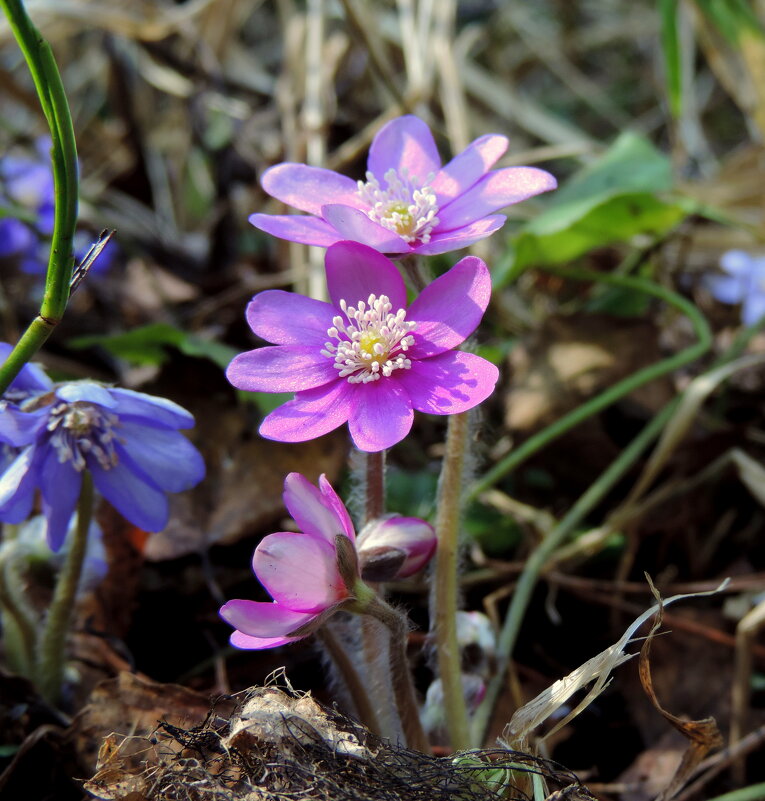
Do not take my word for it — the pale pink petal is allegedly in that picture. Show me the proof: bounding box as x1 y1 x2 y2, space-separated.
437 167 557 230
321 205 410 253
408 256 491 358
220 599 318 638
395 351 499 414
413 215 506 256
253 531 347 612
245 290 334 345
230 630 301 650
259 380 352 443
318 475 355 542
283 472 352 546
261 163 361 215
368 115 442 182
325 241 408 309
347 381 413 452
226 346 337 393
249 213 342 247
431 135 508 202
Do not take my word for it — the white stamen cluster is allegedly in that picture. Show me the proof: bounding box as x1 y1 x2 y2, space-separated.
47 401 121 471
357 168 440 244
321 294 416 384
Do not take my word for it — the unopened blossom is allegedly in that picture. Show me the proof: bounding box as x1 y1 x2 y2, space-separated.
227 241 499 452
356 515 436 581
220 473 360 650
0 378 205 551
250 115 556 256
705 250 765 325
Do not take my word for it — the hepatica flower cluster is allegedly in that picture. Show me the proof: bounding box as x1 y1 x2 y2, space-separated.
0 345 205 551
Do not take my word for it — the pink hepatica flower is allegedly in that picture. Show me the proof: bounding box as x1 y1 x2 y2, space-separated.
219 472 359 650
226 241 500 452
250 115 556 256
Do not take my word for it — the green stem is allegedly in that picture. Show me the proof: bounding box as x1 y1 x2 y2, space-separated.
364 450 386 523
0 546 39 675
0 0 78 394
431 411 471 750
467 268 712 501
36 473 93 704
702 784 765 801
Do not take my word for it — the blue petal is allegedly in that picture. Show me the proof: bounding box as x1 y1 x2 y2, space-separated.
39 453 82 551
90 461 169 532
55 381 116 408
0 446 38 523
108 388 195 429
114 422 205 492
0 404 47 447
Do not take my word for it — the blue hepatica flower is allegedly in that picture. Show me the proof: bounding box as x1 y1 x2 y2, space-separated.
705 250 765 326
0 351 205 551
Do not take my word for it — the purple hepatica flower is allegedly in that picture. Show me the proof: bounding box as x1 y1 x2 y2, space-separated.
220 472 359 650
705 250 765 325
226 241 500 452
356 515 436 581
0 379 205 551
250 115 556 256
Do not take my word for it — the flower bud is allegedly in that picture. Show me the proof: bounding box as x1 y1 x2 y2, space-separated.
356 515 436 581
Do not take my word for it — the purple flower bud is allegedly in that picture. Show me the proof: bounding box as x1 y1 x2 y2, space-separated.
357 515 436 581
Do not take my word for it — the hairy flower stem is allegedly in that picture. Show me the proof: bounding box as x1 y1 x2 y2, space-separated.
0 547 38 675
431 411 471 749
317 624 383 736
365 597 430 752
399 254 428 293
364 450 386 523
36 473 93 705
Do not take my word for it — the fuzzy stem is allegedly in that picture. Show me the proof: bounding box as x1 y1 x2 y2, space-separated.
398 254 428 292
431 411 471 750
365 596 430 752
36 473 93 704
0 0 78 394
0 547 38 675
364 450 386 523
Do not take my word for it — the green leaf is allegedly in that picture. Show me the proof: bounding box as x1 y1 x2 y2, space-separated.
659 0 683 118
495 133 687 285
694 0 765 44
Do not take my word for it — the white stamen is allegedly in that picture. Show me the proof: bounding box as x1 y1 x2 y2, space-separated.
357 168 440 244
322 294 416 384
47 401 121 471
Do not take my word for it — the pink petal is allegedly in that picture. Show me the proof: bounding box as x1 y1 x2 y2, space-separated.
318 475 355 542
245 290 334 346
325 241 408 309
431 134 508 203
219 599 318 638
408 256 491 358
368 115 441 182
321 205 410 253
230 630 301 650
253 531 347 612
249 213 342 247
414 215 506 256
347 381 413 452
226 345 337 393
395 351 499 414
283 472 354 545
261 163 361 215
437 167 557 230
259 379 352 443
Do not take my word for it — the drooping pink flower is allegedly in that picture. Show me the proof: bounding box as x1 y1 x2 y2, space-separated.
219 472 358 650
226 241 499 452
357 515 436 581
249 115 556 256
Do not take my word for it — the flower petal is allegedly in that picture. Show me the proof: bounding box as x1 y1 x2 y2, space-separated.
39 453 81 551
227 345 338 393
368 115 441 182
408 256 491 358
55 381 116 408
705 274 746 304
720 250 757 277
109 388 195 429
325 241 408 309
0 446 38 524
230 630 301 650
244 290 334 346
321 205 410 253
259 380 352 443
414 215 506 256
395 351 499 414
220 598 318 638
0 343 53 393
318 475 355 542
437 167 557 230
283 472 353 545
115 424 205 493
253 531 346 612
249 213 343 247
431 134 508 203
347 381 413 452
0 405 47 447
261 163 361 215
742 292 765 326
90 461 169 532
